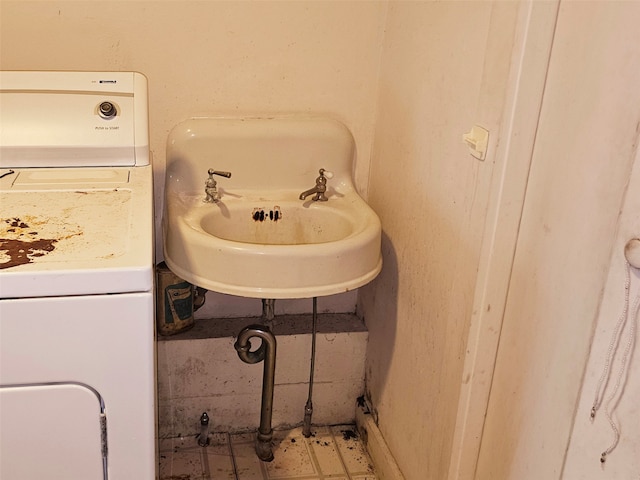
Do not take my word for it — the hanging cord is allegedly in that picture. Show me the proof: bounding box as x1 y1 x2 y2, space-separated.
590 260 640 463
591 262 632 418
600 292 640 463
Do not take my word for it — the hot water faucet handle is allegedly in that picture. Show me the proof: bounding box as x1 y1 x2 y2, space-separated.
208 169 232 178
204 169 232 203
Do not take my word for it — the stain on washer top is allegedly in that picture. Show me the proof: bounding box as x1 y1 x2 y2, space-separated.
0 217 69 269
0 210 87 270
0 190 132 269
0 238 58 269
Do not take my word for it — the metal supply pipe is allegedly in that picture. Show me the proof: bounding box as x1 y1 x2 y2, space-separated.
197 412 210 447
302 297 318 437
234 324 277 462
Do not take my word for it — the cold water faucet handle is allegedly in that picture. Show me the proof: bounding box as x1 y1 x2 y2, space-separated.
205 169 232 203
299 168 333 202
319 168 334 178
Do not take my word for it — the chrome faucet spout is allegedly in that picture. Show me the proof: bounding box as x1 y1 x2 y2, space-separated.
299 187 322 201
299 168 332 202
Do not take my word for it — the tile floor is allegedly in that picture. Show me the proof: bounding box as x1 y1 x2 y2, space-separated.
159 425 377 480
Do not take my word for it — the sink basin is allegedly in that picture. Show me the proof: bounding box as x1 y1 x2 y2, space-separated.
200 202 353 245
162 117 382 299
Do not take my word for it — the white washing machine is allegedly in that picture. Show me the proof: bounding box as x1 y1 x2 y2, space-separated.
0 72 155 479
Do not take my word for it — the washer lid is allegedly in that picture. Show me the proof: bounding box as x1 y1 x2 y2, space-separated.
0 166 153 298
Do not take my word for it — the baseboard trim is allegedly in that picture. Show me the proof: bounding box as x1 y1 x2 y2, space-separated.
355 404 405 480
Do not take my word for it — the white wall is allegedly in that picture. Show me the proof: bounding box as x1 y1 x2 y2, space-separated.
0 0 387 314
563 143 640 479
358 2 522 479
475 2 640 478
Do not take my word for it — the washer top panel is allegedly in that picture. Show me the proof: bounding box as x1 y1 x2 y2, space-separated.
0 71 149 168
0 166 153 298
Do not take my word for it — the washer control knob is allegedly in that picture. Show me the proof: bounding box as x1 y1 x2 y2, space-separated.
98 101 117 119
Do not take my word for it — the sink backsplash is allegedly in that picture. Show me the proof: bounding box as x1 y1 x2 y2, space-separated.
165 116 357 196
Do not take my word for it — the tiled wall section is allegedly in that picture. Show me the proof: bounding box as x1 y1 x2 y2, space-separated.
158 314 368 438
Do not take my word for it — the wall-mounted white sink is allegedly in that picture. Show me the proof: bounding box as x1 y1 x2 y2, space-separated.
162 117 382 299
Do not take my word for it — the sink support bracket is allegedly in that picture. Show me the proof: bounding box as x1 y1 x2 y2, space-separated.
234 324 277 462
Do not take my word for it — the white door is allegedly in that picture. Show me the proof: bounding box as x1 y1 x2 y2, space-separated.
0 383 106 479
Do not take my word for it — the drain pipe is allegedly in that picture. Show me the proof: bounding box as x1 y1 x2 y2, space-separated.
234 324 277 462
302 297 318 437
193 287 207 311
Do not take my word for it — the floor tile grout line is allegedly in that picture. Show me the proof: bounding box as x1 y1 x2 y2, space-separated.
233 431 269 480
302 430 327 480
262 428 320 480
308 427 356 480
329 429 353 480
306 432 329 480
262 477 334 480
227 432 241 480
258 447 269 480
159 425 376 480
